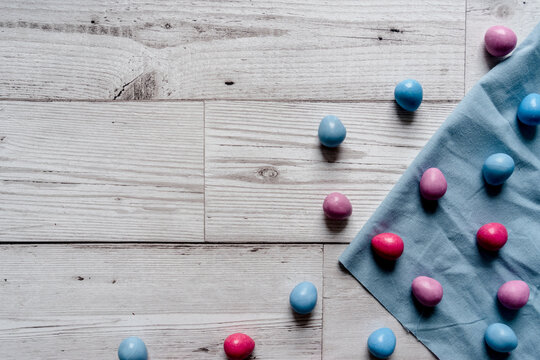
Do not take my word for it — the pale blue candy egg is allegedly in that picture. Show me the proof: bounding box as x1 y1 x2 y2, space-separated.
367 327 396 359
318 115 346 148
118 336 148 360
485 323 518 353
518 93 540 126
482 153 515 185
289 281 318 314
394 79 423 112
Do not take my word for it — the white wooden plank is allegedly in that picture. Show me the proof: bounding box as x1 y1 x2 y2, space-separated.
0 101 204 242
465 0 539 91
205 101 456 243
0 244 322 359
323 245 436 359
0 1 465 100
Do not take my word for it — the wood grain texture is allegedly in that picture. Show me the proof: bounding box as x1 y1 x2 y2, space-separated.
322 245 437 359
465 0 540 91
205 101 456 243
0 244 322 359
0 1 465 101
0 101 204 242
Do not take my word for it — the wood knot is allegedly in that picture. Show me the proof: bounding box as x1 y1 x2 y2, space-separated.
492 3 514 18
256 166 279 181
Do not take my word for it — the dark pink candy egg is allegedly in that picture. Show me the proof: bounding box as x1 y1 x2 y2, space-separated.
224 333 255 360
498 280 530 310
412 276 443 307
484 25 517 57
323 192 352 220
477 223 508 251
371 233 404 260
419 168 447 200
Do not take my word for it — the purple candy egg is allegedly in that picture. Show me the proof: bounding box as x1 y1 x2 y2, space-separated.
497 280 529 310
323 192 352 220
484 25 517 57
412 276 443 307
419 168 447 200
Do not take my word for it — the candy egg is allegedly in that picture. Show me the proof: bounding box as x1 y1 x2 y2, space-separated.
485 323 518 353
419 168 447 200
318 115 346 148
223 333 255 360
411 276 443 307
497 280 530 310
394 79 423 112
118 337 148 360
517 93 540 126
371 233 404 260
290 281 318 314
476 223 508 251
484 25 517 57
367 327 396 359
482 153 514 185
323 192 352 220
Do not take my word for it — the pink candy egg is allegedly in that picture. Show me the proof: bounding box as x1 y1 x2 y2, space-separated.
484 25 517 57
412 276 443 307
476 223 508 251
224 333 255 360
497 280 530 310
419 168 447 200
371 233 404 260
323 192 352 220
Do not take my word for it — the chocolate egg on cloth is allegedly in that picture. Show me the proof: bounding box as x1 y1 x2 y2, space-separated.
371 233 404 260
485 323 518 353
498 280 530 310
411 276 443 307
482 153 514 185
518 93 540 126
419 168 447 200
476 222 508 251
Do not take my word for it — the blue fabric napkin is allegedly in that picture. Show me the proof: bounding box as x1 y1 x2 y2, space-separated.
340 23 540 360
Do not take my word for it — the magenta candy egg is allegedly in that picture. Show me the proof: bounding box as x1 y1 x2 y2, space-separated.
323 192 352 220
412 276 443 307
419 168 447 200
224 333 255 360
484 25 517 57
498 280 530 310
371 233 404 260
477 223 508 251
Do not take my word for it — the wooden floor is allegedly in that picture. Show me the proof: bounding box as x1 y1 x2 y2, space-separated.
0 1 537 359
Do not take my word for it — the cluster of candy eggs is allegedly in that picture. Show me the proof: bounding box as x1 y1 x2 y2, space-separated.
119 25 536 360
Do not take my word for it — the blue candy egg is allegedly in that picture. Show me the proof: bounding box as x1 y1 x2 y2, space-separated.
518 93 540 126
318 115 346 148
482 153 515 186
290 281 318 314
394 79 423 112
118 336 148 360
367 327 396 359
485 323 518 353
